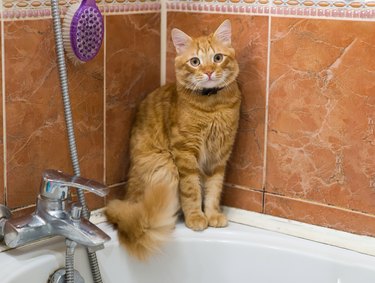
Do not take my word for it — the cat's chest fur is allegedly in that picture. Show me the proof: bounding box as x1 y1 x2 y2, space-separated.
173 96 240 175
198 112 234 174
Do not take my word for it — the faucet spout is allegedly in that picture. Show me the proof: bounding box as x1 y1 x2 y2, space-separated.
54 217 110 248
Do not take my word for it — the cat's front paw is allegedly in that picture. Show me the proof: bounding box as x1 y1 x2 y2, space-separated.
185 213 208 231
207 212 228 228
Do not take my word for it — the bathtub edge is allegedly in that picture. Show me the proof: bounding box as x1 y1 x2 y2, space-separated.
90 206 375 257
222 206 375 257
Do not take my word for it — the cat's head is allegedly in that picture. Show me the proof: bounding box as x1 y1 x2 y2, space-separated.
171 20 239 93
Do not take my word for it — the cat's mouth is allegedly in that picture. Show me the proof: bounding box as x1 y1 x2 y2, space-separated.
197 79 223 89
202 80 218 88
184 79 227 96
184 76 230 94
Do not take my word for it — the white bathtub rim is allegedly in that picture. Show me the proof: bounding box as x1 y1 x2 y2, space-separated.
1 206 375 258
101 220 375 267
222 206 375 258
89 206 375 258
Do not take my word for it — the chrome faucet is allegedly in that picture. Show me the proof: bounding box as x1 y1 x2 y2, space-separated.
0 169 110 249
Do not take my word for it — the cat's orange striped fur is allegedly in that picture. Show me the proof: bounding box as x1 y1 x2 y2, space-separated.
105 20 241 260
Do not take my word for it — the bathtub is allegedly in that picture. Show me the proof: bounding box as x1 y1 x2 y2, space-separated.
1 214 375 283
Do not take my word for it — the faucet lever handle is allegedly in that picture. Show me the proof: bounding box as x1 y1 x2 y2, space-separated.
40 169 108 200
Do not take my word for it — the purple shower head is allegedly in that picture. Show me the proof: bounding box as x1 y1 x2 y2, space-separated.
63 0 104 64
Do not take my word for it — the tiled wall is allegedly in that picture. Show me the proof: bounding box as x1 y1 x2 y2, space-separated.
1 1 161 216
165 1 375 237
2 0 375 237
165 9 375 237
266 18 375 235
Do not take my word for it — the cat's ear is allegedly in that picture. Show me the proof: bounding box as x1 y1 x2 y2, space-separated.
214 20 232 46
171 28 192 54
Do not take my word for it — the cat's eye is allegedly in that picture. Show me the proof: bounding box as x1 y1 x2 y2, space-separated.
213 53 223 63
189 57 200 67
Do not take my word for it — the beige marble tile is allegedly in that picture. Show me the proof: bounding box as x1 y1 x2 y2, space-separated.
222 185 263 213
267 18 375 215
265 193 375 237
5 19 104 209
106 13 161 185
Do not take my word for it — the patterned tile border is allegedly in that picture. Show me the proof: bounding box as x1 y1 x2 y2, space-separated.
2 0 375 20
3 0 159 9
167 0 375 20
167 1 270 15
2 0 161 20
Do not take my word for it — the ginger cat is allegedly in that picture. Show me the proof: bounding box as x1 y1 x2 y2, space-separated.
106 20 241 260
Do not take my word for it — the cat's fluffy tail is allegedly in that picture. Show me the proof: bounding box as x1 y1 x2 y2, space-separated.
105 183 179 260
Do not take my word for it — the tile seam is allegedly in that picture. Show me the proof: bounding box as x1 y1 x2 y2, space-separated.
103 15 107 186
160 0 167 85
11 204 36 212
261 14 271 213
224 182 264 193
108 181 127 188
1 7 6 206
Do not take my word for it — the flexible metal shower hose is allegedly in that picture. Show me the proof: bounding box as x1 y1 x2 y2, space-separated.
50 1 104 282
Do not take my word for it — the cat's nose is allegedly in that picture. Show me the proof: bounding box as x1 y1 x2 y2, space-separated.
205 72 213 79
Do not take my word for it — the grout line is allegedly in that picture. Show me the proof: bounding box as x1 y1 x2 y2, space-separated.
261 14 272 213
11 204 36 212
1 7 7 206
103 15 107 185
101 10 161 16
108 181 127 189
261 15 272 193
160 0 167 85
224 182 263 193
262 190 266 213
